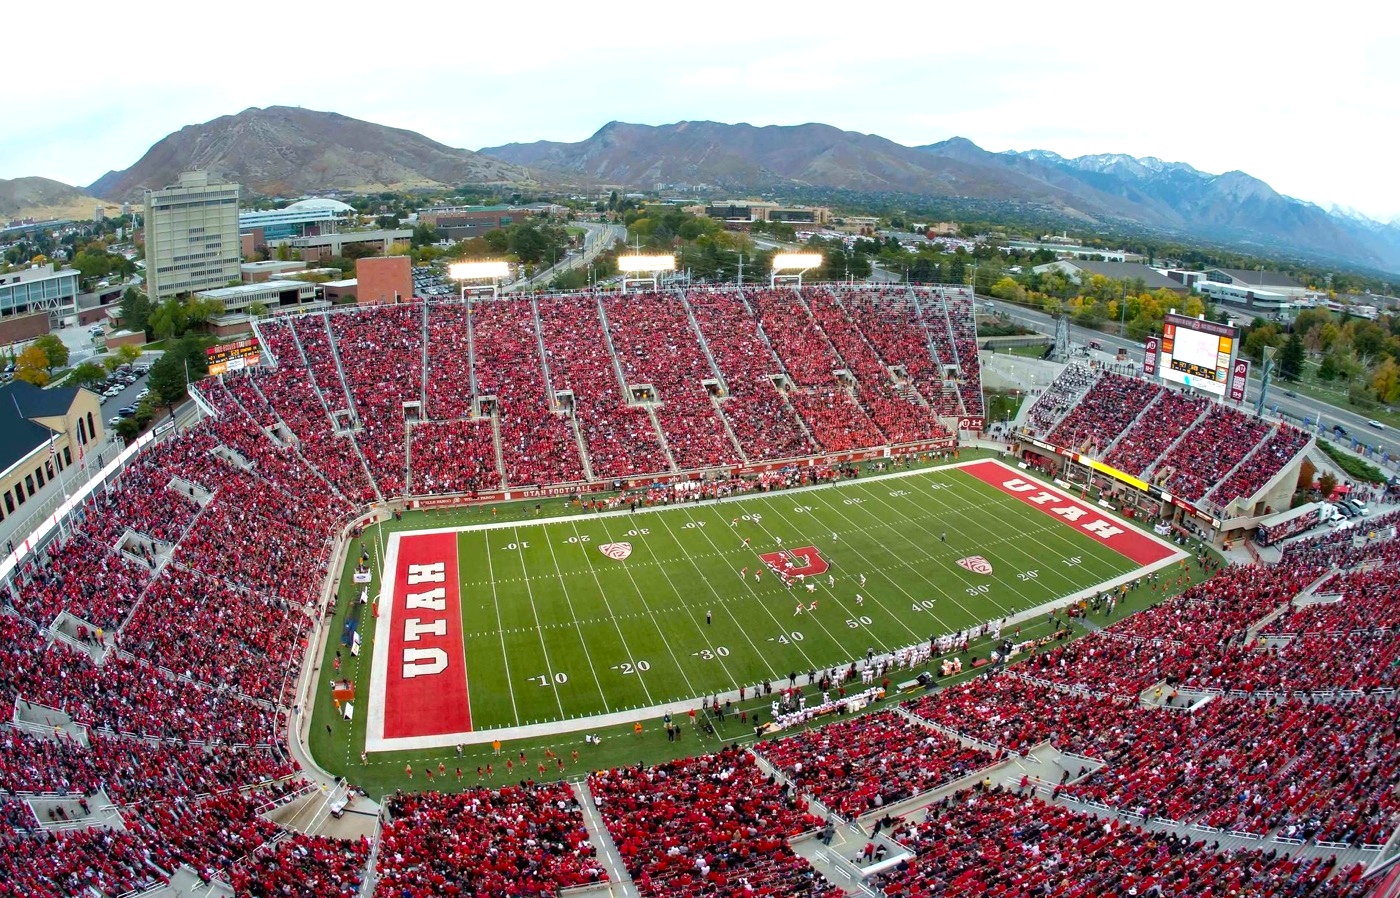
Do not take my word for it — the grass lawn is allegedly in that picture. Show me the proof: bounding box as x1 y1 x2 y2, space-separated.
308 452 1196 797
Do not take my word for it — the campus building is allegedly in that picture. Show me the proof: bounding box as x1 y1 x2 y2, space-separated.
417 206 533 240
0 381 102 529
238 198 354 242
0 263 80 340
143 171 242 301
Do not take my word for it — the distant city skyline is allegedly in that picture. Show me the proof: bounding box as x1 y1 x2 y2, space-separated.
5 2 1396 220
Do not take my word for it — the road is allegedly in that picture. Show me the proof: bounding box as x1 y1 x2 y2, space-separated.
980 297 1396 459
508 222 626 292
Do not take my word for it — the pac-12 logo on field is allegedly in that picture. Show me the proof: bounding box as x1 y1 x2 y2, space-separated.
599 542 633 560
957 555 993 575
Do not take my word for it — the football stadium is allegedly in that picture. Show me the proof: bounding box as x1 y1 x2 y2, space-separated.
3 283 1399 897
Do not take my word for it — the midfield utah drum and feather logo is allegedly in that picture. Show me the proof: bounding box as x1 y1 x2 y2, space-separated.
599 542 633 560
956 555 993 574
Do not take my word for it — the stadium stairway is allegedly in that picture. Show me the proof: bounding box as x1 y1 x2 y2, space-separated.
570 779 641 897
1102 387 1167 456
708 390 751 465
1142 400 1214 480
679 290 730 397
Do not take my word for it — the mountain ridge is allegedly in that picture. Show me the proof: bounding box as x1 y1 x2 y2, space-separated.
88 106 537 202
8 109 1398 273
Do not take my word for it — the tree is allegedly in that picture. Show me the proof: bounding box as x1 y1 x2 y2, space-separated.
1296 458 1317 493
1244 324 1283 362
1318 472 1338 500
70 361 106 389
14 345 50 386
1277 333 1305 381
149 297 187 341
117 344 144 366
120 288 152 336
411 222 439 248
32 334 69 371
1318 352 1340 381
1371 357 1400 403
248 300 269 318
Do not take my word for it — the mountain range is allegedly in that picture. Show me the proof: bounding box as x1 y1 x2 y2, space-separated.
87 106 534 203
482 121 1400 272
0 176 109 222
8 106 1397 273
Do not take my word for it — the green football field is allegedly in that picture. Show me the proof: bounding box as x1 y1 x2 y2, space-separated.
428 461 1147 731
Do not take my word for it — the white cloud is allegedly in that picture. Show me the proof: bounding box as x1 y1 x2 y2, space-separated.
4 0 1397 218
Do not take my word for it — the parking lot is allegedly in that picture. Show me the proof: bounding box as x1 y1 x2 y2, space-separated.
96 360 154 428
413 266 452 297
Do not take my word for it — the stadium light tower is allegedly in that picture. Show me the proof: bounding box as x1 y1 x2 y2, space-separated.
771 253 823 288
617 254 675 293
449 261 510 301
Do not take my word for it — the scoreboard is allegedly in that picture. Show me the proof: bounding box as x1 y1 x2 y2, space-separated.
206 338 261 376
1157 313 1237 397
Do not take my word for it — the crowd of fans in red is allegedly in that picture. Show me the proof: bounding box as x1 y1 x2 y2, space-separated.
1027 364 1309 509
376 781 605 896
687 289 819 460
590 747 839 897
809 289 953 443
236 287 972 496
878 788 1372 898
752 709 997 818
538 295 672 478
1157 405 1274 503
604 293 740 469
473 298 586 486
1047 372 1160 456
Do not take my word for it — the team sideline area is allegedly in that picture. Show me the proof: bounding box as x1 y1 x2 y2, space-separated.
0 285 1395 896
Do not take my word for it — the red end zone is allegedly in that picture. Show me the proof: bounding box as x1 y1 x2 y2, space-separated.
959 460 1176 566
381 531 472 739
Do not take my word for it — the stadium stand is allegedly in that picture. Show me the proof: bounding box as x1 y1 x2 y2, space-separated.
1 286 1395 895
752 709 998 818
376 782 606 895
590 747 840 896
877 788 1372 898
1027 363 1311 510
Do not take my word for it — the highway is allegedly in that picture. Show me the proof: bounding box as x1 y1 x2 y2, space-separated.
508 221 626 292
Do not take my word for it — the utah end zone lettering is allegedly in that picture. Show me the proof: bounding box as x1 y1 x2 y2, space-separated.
383 531 471 738
1000 479 1125 539
959 460 1175 566
401 562 450 679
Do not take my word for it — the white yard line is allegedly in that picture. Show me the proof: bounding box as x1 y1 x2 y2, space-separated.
482 537 522 726
589 520 704 704
760 497 935 644
657 508 794 684
541 530 610 713
364 530 400 748
637 513 744 689
511 527 567 720
719 498 885 654
912 476 1134 595
564 520 657 707
845 478 1023 618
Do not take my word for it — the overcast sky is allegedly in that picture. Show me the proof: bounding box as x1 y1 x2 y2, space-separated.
5 1 1396 219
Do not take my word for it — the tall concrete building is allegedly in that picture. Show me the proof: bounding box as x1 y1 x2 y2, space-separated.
143 171 241 301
